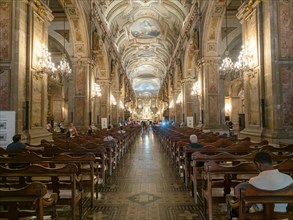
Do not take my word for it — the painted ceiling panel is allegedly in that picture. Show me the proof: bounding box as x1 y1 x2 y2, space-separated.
97 0 192 96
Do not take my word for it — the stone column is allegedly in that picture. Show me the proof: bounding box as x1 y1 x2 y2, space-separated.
201 57 224 129
69 58 91 129
1 0 54 144
237 0 293 143
182 79 194 127
111 90 120 127
173 90 182 125
96 79 110 128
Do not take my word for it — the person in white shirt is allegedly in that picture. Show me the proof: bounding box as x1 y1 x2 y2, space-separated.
236 151 292 213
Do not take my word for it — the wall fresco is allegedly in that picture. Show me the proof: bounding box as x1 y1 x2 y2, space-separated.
75 97 84 126
281 65 293 126
208 96 218 123
247 76 260 126
0 69 10 110
31 77 42 127
279 0 293 58
208 64 217 93
75 65 85 95
0 1 11 61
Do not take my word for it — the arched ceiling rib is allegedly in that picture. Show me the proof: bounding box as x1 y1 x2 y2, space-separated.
97 0 192 96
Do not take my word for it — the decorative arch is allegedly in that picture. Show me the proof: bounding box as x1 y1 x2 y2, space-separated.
202 0 225 57
59 0 90 58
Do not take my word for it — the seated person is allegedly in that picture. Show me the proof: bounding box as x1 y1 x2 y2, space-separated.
58 120 65 133
6 134 44 168
90 124 98 131
103 134 118 148
228 151 292 217
7 134 44 153
67 123 79 138
117 126 126 134
46 122 52 132
187 134 204 163
53 122 61 133
189 134 203 149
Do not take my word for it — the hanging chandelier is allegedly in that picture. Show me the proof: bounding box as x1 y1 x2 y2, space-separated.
219 0 233 76
57 9 72 81
57 54 72 80
219 53 234 76
234 43 255 77
191 81 200 96
37 44 57 74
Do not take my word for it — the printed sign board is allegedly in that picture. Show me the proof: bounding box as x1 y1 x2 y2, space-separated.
0 111 16 148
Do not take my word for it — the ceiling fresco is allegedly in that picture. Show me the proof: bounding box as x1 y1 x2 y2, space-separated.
97 0 193 96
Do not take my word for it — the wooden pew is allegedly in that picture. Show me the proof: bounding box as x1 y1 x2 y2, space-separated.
190 151 292 204
202 159 293 220
236 182 293 220
0 151 97 208
0 163 82 220
0 182 57 220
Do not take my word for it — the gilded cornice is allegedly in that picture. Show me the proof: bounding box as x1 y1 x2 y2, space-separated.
30 0 54 22
236 0 261 21
181 77 195 84
96 79 110 85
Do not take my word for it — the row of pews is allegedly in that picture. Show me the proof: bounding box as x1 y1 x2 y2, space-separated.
153 125 293 220
0 125 141 220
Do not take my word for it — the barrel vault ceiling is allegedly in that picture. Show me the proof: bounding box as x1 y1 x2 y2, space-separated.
97 0 193 97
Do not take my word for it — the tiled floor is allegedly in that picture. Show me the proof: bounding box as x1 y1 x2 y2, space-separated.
58 129 227 220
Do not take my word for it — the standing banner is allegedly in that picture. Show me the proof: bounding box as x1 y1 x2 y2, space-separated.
101 118 108 129
0 111 16 148
187 116 194 128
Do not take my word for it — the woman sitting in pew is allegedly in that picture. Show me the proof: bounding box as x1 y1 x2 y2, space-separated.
66 123 79 138
228 151 292 217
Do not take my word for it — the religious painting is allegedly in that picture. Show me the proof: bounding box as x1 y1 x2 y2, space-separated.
131 18 160 39
138 50 155 57
75 97 84 126
136 65 154 72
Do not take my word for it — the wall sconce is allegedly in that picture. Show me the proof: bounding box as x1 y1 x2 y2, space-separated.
225 102 231 115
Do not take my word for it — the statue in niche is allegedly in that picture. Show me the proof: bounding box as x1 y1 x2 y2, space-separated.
191 29 199 50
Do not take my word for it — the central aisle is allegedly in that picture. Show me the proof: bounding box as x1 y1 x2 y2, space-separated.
90 129 201 220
